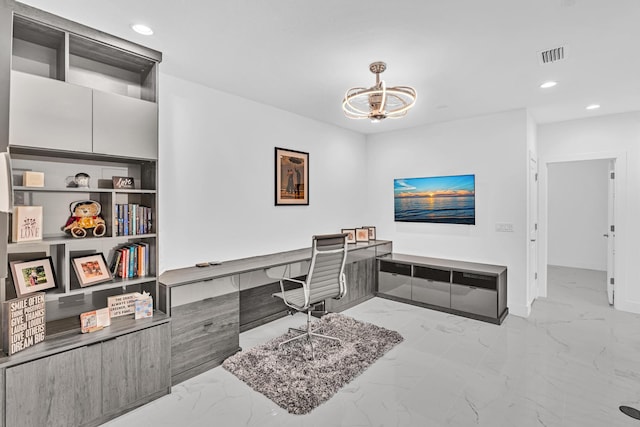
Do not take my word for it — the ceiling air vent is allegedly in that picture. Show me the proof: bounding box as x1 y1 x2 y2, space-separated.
538 46 567 65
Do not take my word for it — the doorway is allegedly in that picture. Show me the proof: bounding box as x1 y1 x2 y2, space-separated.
546 158 614 304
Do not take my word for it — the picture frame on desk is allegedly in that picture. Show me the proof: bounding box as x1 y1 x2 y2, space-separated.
355 228 369 242
275 147 309 206
341 228 356 244
10 256 58 298
71 253 113 288
362 226 376 240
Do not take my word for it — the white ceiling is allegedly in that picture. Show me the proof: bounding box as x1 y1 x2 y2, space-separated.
20 0 640 135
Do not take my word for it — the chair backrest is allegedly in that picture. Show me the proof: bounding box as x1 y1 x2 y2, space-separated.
305 233 348 305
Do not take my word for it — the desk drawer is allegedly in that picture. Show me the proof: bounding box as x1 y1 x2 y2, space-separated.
171 291 239 376
380 260 411 275
450 284 497 318
412 277 450 308
378 271 411 299
452 271 497 290
171 276 238 308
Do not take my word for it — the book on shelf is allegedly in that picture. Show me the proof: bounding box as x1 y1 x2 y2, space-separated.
114 204 153 236
110 243 150 279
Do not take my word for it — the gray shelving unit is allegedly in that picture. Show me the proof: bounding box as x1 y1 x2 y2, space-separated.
0 3 167 426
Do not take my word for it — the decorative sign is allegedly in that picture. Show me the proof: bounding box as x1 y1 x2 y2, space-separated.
112 176 135 189
12 206 43 242
108 292 139 318
3 292 46 356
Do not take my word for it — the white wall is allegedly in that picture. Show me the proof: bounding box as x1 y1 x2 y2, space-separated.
547 160 609 270
365 109 530 316
158 73 367 272
538 112 640 314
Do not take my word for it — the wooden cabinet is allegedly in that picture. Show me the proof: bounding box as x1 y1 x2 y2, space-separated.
91 91 158 159
3 321 170 427
164 276 240 385
8 12 160 160
377 254 508 324
0 4 167 426
102 323 170 412
5 343 102 427
10 71 93 152
326 246 376 312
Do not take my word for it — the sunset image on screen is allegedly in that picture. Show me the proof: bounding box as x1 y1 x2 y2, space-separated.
394 174 475 224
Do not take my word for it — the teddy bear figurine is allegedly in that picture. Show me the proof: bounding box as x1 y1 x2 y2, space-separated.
62 200 106 238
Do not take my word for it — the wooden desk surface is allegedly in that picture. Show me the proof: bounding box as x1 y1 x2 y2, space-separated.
159 240 391 287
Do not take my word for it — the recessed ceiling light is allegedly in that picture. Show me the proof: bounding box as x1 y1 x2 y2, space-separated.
131 24 153 35
586 104 600 110
540 81 557 89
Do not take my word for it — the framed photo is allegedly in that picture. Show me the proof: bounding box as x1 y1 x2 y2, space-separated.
341 228 356 244
275 147 309 205
362 226 376 240
10 256 57 297
71 253 113 288
355 228 369 242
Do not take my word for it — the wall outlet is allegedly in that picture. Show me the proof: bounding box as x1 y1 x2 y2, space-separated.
495 223 514 232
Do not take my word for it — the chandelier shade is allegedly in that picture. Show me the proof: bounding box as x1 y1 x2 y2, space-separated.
342 62 417 122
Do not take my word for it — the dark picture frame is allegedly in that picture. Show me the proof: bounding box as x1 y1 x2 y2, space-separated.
71 253 113 288
275 147 309 205
9 256 58 297
362 226 376 240
341 228 356 244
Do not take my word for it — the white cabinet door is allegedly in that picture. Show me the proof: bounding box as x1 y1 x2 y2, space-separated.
10 71 93 152
93 90 158 159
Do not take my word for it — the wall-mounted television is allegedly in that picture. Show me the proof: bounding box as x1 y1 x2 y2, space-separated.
394 174 475 224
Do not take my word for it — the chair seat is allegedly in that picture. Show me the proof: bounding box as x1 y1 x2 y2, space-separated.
273 287 306 309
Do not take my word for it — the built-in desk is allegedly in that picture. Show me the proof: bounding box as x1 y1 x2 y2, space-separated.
159 240 391 384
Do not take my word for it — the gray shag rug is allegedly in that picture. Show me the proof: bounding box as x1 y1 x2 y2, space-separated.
222 313 403 415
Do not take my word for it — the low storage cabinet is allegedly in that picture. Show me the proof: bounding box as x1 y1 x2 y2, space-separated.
2 319 170 427
377 254 507 324
5 343 102 427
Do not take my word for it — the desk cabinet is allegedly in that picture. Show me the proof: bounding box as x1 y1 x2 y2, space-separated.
164 276 240 385
325 245 377 313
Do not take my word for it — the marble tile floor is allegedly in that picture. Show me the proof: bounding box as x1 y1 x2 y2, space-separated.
103 266 640 426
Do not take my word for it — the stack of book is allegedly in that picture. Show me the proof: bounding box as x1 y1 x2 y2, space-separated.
114 204 152 236
110 243 150 279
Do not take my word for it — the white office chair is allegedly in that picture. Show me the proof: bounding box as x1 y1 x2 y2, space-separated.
272 233 348 355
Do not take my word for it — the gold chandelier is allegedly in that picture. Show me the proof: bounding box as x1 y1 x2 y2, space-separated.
342 61 417 122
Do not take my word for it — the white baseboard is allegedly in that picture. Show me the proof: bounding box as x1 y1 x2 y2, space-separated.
507 303 531 318
614 300 640 315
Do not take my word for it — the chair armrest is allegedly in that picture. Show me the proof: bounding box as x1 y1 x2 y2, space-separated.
277 277 309 309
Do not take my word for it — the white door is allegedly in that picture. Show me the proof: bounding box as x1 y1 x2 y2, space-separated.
528 155 538 300
606 160 616 305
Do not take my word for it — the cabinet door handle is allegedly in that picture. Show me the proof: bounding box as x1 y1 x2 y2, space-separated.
203 321 214 328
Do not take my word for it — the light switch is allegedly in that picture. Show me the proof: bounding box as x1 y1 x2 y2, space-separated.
495 223 514 232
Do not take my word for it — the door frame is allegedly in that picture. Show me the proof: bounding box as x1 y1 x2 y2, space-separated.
538 150 626 308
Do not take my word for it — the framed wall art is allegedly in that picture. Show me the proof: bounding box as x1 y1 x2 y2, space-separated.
275 147 309 206
71 253 113 288
10 256 57 297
